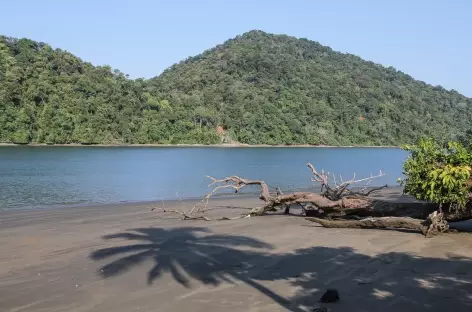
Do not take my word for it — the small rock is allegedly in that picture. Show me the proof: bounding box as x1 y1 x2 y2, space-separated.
319 288 339 303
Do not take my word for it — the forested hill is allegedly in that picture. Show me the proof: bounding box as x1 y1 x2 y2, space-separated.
0 36 148 144
1 31 471 145
149 31 471 145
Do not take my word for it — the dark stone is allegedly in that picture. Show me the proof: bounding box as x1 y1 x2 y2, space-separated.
319 288 339 303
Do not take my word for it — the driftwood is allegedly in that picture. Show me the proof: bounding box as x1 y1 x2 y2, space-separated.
192 163 389 217
306 211 449 237
153 163 393 221
150 162 462 237
191 176 272 214
303 198 441 220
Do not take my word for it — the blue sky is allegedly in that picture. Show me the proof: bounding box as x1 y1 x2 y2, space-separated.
1 0 471 96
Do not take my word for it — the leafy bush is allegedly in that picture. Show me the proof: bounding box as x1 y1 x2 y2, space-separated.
400 138 471 210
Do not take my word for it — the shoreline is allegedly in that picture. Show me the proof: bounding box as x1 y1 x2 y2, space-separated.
0 192 257 214
0 186 406 214
0 142 401 148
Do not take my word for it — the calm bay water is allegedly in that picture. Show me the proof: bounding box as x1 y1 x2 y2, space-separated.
0 147 408 210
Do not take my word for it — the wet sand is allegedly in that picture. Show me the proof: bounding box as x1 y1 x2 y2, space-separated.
1 194 472 312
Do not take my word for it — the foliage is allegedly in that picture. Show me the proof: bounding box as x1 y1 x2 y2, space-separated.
0 36 220 145
401 138 472 209
457 128 472 150
149 30 472 146
1 31 472 145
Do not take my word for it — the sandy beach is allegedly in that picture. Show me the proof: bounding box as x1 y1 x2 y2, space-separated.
1 194 472 312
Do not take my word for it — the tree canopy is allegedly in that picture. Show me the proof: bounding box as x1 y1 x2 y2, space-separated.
1 31 471 145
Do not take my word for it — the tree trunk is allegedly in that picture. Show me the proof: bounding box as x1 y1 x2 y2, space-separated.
259 191 439 220
306 211 449 237
304 199 440 219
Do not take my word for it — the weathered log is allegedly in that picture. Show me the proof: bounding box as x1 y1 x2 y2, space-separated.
306 216 424 231
306 211 449 237
263 191 438 220
308 199 438 219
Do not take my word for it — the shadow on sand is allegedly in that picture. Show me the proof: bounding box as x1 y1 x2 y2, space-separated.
90 227 472 311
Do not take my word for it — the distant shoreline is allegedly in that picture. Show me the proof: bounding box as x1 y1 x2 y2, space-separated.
0 142 400 148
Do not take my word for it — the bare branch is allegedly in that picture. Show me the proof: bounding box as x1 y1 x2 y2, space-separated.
359 179 373 193
150 208 210 221
347 184 389 197
344 170 384 185
152 207 252 221
191 175 272 214
307 163 386 200
190 184 240 213
307 163 330 193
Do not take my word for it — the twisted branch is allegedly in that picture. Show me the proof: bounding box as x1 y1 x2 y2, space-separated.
307 163 386 200
191 175 271 213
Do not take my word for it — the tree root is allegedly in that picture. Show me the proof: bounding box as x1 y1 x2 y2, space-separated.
422 211 450 237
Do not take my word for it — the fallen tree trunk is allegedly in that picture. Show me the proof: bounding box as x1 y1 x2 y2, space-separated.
306 211 449 237
263 191 440 220
197 163 391 217
193 173 442 221
303 199 440 219
150 164 466 238
307 216 425 230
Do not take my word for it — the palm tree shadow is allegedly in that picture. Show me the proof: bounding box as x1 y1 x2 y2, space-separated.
90 227 273 287
90 226 306 310
90 227 472 311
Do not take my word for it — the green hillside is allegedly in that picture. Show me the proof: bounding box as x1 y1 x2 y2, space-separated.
1 31 471 145
0 36 145 144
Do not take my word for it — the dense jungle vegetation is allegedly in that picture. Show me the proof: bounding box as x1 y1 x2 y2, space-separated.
1 30 471 145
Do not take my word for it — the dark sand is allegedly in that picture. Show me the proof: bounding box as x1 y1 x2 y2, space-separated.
1 192 472 312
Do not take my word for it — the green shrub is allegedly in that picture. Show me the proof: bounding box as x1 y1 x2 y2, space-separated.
400 138 471 210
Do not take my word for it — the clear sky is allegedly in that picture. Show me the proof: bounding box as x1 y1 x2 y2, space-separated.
1 0 471 96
